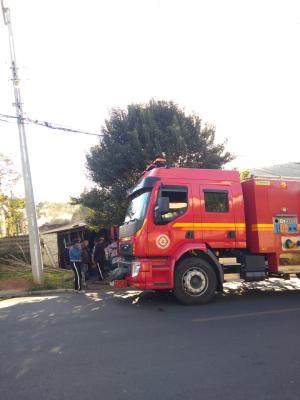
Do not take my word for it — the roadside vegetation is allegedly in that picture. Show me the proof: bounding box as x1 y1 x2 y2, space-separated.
0 259 73 292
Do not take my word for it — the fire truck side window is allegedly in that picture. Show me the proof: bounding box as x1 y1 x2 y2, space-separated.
156 187 188 224
204 190 229 213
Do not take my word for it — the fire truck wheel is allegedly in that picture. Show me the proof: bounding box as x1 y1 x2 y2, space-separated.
174 257 217 305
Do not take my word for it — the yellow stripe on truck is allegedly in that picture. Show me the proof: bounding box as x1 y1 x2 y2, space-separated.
172 223 194 228
173 222 246 230
135 218 147 237
195 223 246 228
251 224 273 232
173 222 299 232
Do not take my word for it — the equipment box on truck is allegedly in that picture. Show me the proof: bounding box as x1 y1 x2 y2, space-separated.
112 158 300 304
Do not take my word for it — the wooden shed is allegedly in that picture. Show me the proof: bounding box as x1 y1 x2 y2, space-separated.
41 222 102 268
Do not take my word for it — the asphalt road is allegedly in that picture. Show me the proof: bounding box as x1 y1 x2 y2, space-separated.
1 279 300 400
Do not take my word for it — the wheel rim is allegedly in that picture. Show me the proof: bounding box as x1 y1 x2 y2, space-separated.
182 267 208 296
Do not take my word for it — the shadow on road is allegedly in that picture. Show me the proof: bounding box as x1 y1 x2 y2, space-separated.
1 278 300 318
108 277 300 308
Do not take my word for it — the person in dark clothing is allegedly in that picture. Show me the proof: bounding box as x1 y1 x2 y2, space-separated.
69 239 83 291
92 237 106 281
63 242 71 269
81 240 91 283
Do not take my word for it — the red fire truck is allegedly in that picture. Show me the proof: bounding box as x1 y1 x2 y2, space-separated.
112 159 300 304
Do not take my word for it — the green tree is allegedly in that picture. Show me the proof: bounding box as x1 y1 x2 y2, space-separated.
3 197 26 236
75 100 234 226
0 154 26 237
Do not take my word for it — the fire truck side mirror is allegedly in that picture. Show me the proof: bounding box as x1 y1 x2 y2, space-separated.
158 197 170 215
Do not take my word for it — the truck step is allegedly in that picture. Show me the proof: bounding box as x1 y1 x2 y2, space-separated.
224 273 241 281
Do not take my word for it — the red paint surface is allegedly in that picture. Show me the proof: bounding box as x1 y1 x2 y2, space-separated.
121 167 300 287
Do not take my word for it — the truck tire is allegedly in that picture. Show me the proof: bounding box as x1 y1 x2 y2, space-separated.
174 257 217 305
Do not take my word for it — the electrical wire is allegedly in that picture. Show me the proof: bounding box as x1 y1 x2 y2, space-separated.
0 116 16 124
0 112 104 137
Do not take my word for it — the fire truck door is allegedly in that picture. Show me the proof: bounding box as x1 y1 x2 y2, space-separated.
198 185 236 248
147 183 194 256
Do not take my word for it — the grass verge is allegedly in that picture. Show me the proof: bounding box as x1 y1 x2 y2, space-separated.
0 269 74 291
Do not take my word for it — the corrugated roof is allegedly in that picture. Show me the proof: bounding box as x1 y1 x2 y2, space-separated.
250 162 300 179
41 221 87 235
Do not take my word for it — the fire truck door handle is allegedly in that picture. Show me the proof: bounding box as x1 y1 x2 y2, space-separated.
227 230 236 238
185 231 194 239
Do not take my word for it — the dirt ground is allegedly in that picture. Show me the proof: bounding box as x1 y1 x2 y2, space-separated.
0 277 32 292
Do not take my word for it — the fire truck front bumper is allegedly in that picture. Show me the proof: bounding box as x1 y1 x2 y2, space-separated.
110 258 172 290
110 259 151 289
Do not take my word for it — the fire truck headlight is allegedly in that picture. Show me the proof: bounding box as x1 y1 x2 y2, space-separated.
131 261 141 277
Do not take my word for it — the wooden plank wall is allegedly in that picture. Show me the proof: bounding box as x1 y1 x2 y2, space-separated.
41 233 59 267
0 235 30 255
0 234 59 267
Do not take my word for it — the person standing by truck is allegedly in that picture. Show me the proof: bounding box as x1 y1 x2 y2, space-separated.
63 242 71 269
81 240 92 286
92 237 106 281
69 239 83 291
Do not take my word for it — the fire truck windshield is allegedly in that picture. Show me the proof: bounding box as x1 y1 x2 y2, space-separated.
124 190 151 225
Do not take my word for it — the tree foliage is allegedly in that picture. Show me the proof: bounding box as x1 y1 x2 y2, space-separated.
76 100 234 227
0 154 26 237
0 195 26 236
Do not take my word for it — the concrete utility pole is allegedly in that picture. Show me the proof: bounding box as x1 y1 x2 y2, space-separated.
1 0 43 283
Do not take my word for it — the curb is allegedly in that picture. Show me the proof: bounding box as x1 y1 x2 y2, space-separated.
0 288 75 299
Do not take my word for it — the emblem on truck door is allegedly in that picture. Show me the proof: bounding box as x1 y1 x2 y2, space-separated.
156 234 170 249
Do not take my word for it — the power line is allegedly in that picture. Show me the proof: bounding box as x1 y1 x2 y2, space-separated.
0 112 104 137
0 117 13 123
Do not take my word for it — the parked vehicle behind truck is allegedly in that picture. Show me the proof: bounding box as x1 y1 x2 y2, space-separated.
112 158 300 304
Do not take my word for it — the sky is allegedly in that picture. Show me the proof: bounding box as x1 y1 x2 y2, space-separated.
0 0 299 203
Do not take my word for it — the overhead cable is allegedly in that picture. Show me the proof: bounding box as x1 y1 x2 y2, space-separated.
0 112 103 137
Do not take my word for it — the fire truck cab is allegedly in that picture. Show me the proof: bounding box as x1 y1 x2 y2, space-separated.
114 163 300 304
